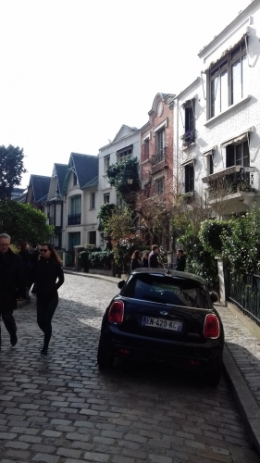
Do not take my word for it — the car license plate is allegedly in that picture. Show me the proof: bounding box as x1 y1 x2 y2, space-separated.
141 316 182 332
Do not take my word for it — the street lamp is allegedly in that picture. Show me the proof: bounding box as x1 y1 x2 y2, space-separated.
127 178 133 185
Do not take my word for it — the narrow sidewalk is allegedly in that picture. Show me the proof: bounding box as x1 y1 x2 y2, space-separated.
217 303 260 455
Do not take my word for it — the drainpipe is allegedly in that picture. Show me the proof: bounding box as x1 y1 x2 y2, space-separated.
175 98 179 194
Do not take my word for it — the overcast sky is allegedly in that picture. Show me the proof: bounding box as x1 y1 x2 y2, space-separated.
0 0 252 187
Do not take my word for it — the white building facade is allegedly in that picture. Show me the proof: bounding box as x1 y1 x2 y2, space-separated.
174 0 260 217
98 125 140 247
61 153 99 265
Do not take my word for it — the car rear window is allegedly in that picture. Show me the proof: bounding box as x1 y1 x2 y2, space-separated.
123 274 210 309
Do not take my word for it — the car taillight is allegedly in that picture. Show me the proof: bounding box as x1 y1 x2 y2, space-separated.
108 301 124 324
203 314 220 339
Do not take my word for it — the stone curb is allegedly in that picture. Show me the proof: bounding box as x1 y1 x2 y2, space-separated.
63 269 122 284
223 345 260 455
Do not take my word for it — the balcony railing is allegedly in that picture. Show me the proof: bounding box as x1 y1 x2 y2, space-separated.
204 166 255 200
151 148 166 165
181 129 195 144
68 213 81 225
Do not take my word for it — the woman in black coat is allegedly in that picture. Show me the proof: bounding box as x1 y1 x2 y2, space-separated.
31 243 64 356
130 250 141 271
141 251 149 268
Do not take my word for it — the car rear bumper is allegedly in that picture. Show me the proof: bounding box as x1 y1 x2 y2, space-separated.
99 328 223 372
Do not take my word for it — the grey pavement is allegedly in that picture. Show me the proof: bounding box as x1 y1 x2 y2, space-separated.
0 272 259 463
217 303 260 455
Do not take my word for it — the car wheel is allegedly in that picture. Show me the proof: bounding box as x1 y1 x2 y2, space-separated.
206 364 222 387
97 343 114 369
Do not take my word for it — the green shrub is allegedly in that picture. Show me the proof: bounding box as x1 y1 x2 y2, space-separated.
79 248 113 271
199 220 232 254
221 210 260 274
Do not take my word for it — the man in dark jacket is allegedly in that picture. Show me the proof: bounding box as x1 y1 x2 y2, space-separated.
176 249 186 271
148 245 163 268
0 233 26 349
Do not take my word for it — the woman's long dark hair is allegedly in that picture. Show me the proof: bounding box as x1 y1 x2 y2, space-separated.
131 250 140 260
41 243 62 264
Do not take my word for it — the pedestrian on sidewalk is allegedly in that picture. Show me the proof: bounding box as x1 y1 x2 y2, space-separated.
0 233 26 350
19 241 33 299
175 249 186 271
31 243 64 356
130 250 141 271
141 251 149 267
148 244 163 268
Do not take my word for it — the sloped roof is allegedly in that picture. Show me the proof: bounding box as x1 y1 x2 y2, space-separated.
112 124 138 143
149 92 175 114
13 189 27 203
82 176 98 189
54 163 68 194
70 153 98 189
30 175 51 203
11 187 25 199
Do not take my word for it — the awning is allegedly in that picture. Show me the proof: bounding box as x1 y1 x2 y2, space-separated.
203 147 215 156
202 165 242 183
181 157 195 167
221 127 253 147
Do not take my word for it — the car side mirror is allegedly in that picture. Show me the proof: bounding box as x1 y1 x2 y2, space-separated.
210 292 218 303
118 280 125 289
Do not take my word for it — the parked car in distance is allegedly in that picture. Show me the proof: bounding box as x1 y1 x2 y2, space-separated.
97 269 224 386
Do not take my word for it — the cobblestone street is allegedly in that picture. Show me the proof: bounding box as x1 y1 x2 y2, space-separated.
0 274 259 463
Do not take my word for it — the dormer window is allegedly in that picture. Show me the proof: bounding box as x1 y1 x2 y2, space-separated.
73 172 77 186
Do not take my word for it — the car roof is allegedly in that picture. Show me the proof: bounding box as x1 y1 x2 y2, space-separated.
129 268 207 286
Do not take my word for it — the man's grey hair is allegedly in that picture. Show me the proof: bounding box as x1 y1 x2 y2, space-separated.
0 233 11 241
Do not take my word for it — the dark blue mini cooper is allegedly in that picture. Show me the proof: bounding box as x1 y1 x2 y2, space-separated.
97 269 224 386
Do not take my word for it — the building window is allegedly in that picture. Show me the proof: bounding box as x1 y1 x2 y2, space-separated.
70 195 81 215
209 40 248 118
185 164 194 193
226 141 249 168
117 145 132 162
183 100 195 142
156 129 165 154
73 171 78 186
90 192 95 209
68 195 81 225
51 234 59 248
89 231 96 245
103 193 110 204
104 155 110 172
143 139 149 161
48 204 55 225
55 203 62 226
155 177 164 195
207 154 214 175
